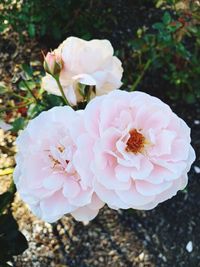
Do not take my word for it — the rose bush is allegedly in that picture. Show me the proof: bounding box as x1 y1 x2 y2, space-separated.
13 37 195 224
75 90 195 210
42 36 123 105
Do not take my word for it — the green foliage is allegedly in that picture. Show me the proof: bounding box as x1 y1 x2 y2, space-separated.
0 62 67 133
0 0 102 41
0 214 28 264
0 59 68 265
0 192 14 214
11 117 26 133
0 182 28 265
129 1 200 103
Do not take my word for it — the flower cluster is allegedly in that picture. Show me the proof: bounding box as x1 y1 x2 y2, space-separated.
42 36 123 106
14 37 195 223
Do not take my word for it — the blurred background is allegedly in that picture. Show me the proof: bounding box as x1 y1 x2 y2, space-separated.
0 1 200 266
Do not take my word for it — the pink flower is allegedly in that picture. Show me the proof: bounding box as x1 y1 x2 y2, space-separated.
43 51 63 76
42 37 123 105
75 90 195 210
14 106 104 223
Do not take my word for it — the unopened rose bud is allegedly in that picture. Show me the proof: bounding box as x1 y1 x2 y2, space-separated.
43 52 62 76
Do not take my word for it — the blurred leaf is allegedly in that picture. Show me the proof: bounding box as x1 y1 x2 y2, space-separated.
27 103 45 118
44 93 64 107
21 64 33 79
0 82 8 95
156 0 165 8
185 92 196 104
0 214 28 262
0 192 14 214
167 22 182 32
11 74 21 84
11 117 26 132
162 12 171 25
152 22 164 31
28 23 36 38
18 80 35 91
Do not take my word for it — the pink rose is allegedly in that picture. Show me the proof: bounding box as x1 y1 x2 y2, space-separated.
14 106 104 223
75 90 195 210
43 51 63 76
42 37 123 105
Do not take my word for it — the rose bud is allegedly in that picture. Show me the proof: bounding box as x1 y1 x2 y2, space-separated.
43 52 63 77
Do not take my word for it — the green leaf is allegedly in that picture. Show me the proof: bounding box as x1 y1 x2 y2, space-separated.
0 192 14 214
44 93 64 107
21 64 33 80
167 22 182 32
188 26 198 34
18 80 35 91
11 117 26 133
0 214 28 262
27 103 45 118
185 92 196 104
156 0 165 8
152 22 164 31
28 23 36 38
0 82 8 95
162 12 171 25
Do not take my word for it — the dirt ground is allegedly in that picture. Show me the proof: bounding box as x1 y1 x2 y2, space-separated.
0 3 200 266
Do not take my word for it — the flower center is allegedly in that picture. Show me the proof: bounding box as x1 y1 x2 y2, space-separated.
126 129 145 154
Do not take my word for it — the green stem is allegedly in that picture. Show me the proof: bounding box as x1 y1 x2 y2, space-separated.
130 59 152 91
0 101 34 112
55 77 70 105
22 80 39 103
6 90 29 101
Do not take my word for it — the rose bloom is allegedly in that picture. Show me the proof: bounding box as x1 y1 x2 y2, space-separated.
42 36 123 105
75 90 195 210
14 107 104 223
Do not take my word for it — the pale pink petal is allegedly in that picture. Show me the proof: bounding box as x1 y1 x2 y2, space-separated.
40 191 75 222
71 206 99 222
149 130 176 156
43 173 65 190
94 182 128 209
63 179 80 198
115 165 131 182
72 73 96 86
131 157 154 180
135 180 172 196
116 182 155 207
